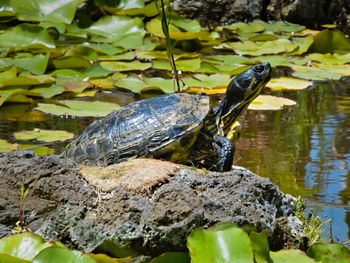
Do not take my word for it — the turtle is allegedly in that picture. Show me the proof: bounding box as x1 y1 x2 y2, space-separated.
64 62 272 171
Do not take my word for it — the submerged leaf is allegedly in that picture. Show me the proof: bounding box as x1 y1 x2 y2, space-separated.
248 95 297 110
35 100 120 117
14 129 74 142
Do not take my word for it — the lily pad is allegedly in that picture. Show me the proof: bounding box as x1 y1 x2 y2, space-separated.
307 53 350 64
306 243 350 263
267 77 312 90
221 39 296 56
187 223 254 263
270 250 315 263
151 252 190 263
10 0 80 24
0 23 55 49
291 65 342 80
0 139 17 152
310 29 350 54
14 129 74 142
87 16 145 49
19 144 55 155
35 100 120 117
152 58 201 72
32 246 96 263
248 95 297 110
101 60 152 71
13 52 50 75
0 232 54 260
182 73 231 93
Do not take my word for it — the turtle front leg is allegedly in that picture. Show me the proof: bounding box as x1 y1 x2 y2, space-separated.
213 135 234 172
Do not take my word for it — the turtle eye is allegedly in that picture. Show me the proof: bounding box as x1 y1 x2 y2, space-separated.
254 65 265 73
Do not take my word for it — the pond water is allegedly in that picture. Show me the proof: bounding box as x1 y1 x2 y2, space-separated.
0 77 349 243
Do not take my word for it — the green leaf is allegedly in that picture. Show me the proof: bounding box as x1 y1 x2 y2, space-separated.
183 73 231 90
51 56 93 69
310 29 350 54
143 76 177 93
56 75 92 93
101 60 151 71
0 24 55 49
220 20 265 33
291 35 314 55
267 77 312 90
291 65 342 80
13 52 50 75
187 224 254 263
152 58 201 72
0 233 54 260
306 243 350 262
85 43 124 56
14 129 74 142
223 39 296 56
87 253 131 263
0 139 17 152
19 144 54 155
256 20 305 33
251 55 308 67
87 16 145 49
250 232 270 263
9 0 80 24
0 253 30 263
248 95 297 110
35 100 120 117
151 252 190 263
270 249 315 263
32 247 96 263
116 0 163 17
308 53 350 64
0 70 54 88
114 75 146 93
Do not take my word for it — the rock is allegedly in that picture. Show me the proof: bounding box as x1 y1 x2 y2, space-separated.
172 0 347 30
0 151 306 258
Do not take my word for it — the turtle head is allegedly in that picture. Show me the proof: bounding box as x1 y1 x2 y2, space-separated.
215 62 272 134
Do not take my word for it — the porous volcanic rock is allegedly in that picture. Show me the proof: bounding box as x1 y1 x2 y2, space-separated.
0 151 305 258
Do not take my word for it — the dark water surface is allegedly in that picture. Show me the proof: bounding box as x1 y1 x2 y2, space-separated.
0 78 349 242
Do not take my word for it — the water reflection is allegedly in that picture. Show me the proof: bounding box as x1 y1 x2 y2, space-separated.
234 78 350 242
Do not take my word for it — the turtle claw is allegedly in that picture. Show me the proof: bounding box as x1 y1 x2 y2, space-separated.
213 135 234 172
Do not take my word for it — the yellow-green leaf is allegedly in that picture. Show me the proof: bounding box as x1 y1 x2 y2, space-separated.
267 77 312 90
248 95 296 110
14 129 74 142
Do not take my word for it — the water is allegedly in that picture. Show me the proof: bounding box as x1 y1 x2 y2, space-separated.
0 78 349 242
234 78 350 242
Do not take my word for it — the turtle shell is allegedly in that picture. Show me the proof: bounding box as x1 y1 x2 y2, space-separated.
65 93 211 166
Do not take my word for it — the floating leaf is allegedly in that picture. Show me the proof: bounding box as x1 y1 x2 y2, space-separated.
10 0 80 24
101 60 151 71
306 243 350 263
310 29 350 54
257 20 305 33
0 139 17 152
291 65 342 80
151 252 190 263
13 52 50 75
19 144 54 155
51 56 93 69
248 95 296 110
0 72 54 87
152 58 201 72
0 23 55 49
250 232 270 263
251 55 308 67
270 249 315 263
85 43 124 56
267 77 312 90
222 39 296 56
307 53 350 64
187 223 254 263
56 75 92 93
87 16 145 49
0 233 54 260
99 52 135 61
0 253 30 263
14 129 74 142
114 75 146 93
32 246 96 263
291 35 314 55
116 0 160 17
88 253 131 263
219 20 265 33
182 73 231 93
35 100 120 117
